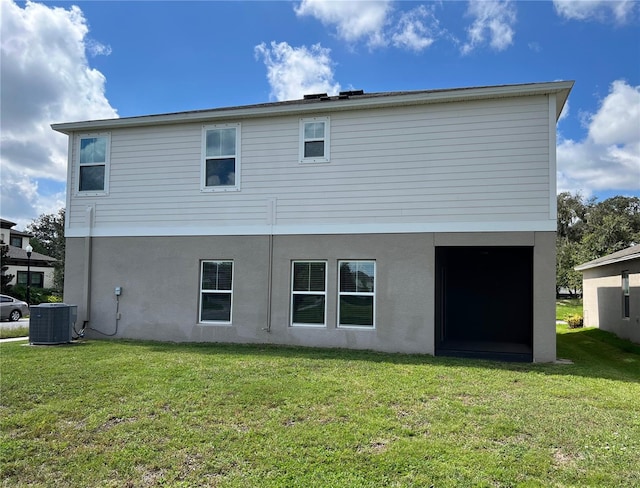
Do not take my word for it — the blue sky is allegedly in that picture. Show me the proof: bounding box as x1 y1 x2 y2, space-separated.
1 0 639 230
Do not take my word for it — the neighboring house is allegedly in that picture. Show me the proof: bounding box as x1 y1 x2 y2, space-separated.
1 219 56 289
576 245 640 344
52 81 573 362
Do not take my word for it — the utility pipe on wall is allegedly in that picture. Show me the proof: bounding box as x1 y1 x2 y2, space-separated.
82 205 94 327
264 198 276 333
265 233 274 332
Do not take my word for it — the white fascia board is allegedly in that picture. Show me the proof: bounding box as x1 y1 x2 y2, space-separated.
65 219 556 238
51 81 574 134
575 253 640 271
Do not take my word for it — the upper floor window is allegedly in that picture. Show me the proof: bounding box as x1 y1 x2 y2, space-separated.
78 134 110 194
300 117 330 163
202 123 240 192
10 236 22 248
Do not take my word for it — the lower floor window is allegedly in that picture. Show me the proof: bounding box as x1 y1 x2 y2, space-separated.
17 271 44 288
622 271 630 319
291 261 327 326
338 260 375 327
200 261 233 323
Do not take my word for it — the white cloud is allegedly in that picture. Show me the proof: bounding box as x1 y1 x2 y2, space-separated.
588 80 640 145
557 80 640 195
0 0 117 225
553 0 638 23
294 1 450 53
0 173 66 231
254 41 341 101
295 0 391 47
391 5 440 52
86 39 113 57
461 0 516 55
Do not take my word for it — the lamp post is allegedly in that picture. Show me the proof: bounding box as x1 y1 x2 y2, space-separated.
25 244 32 305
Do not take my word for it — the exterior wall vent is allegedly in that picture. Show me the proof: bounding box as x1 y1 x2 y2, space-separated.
29 303 78 345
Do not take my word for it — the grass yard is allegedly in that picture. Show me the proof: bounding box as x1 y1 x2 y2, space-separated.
1 325 639 487
0 326 29 340
556 298 583 321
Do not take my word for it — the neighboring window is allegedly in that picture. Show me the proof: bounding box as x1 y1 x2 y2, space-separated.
199 261 233 323
10 236 22 248
202 124 240 191
622 271 630 319
78 134 110 193
291 261 327 327
300 117 330 163
338 260 375 328
17 271 44 288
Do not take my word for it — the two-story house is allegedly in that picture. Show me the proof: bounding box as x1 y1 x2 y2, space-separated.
1 219 56 290
52 81 573 362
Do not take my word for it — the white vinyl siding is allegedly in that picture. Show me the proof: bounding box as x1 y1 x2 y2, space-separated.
67 96 554 236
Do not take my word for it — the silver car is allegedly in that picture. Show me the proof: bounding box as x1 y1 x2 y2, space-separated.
0 295 30 321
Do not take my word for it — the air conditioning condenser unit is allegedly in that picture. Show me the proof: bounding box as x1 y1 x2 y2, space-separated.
29 303 78 345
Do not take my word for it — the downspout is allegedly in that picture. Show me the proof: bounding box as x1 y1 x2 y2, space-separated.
81 205 94 330
264 198 276 333
266 234 273 332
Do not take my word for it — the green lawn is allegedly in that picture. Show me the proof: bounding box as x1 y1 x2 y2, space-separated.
1 326 638 487
556 298 583 321
0 326 29 340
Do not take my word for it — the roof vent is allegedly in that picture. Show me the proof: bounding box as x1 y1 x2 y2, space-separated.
303 93 328 100
339 90 364 97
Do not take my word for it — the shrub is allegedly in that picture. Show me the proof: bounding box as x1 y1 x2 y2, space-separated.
567 314 584 329
8 285 60 305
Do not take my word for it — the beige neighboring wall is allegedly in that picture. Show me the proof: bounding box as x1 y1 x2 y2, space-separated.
581 260 640 344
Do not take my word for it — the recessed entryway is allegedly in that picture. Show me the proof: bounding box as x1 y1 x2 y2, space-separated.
435 246 533 362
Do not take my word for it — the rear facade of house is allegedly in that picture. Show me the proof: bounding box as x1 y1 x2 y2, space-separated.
53 81 573 362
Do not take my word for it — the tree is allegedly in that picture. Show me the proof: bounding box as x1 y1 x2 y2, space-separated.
26 209 65 294
556 192 588 296
556 239 583 296
580 196 640 260
1 242 14 294
556 191 589 242
555 193 640 297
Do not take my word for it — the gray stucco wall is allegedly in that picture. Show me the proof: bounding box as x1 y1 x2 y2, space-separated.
64 231 556 361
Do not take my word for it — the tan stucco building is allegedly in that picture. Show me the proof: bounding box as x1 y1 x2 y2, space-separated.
576 245 640 344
